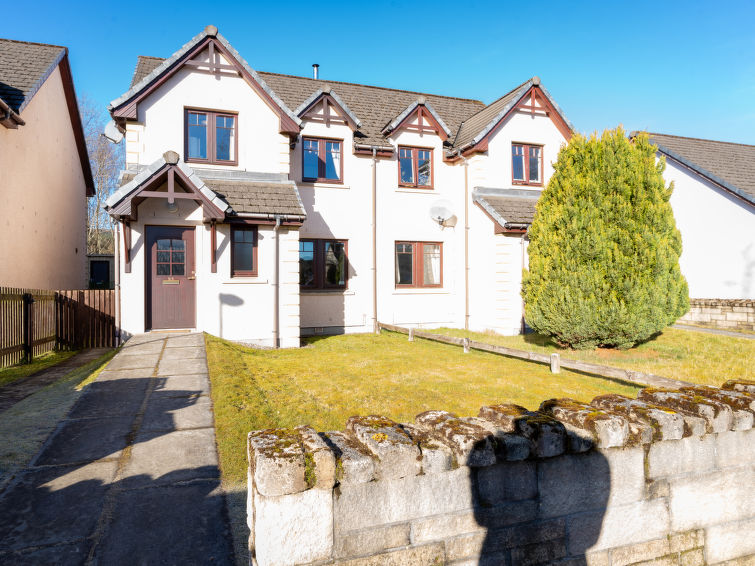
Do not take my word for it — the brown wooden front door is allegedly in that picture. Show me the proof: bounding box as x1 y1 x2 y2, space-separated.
146 226 196 330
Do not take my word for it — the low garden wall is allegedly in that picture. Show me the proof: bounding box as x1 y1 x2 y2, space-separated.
678 299 755 332
247 380 755 566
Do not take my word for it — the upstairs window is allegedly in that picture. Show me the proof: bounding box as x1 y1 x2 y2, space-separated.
395 241 442 288
231 226 257 277
300 239 348 289
512 143 542 185
398 147 433 188
303 138 342 183
185 109 237 165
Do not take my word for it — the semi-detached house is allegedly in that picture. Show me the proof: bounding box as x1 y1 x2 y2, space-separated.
105 25 573 347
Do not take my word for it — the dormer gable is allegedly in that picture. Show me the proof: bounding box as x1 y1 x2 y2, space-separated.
295 88 361 130
382 98 451 141
108 25 300 136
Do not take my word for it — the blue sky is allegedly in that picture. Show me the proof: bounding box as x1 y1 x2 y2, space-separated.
4 0 754 144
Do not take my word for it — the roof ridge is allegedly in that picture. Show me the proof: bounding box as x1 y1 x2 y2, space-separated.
0 37 66 50
136 55 166 60
256 70 484 104
643 131 755 149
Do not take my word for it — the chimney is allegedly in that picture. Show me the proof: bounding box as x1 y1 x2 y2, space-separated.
312 63 319 80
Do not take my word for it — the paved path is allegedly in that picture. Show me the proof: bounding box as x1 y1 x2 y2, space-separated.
0 349 110 414
673 323 755 340
0 333 234 565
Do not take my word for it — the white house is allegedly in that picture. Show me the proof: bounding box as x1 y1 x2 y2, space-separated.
105 25 573 346
633 133 755 300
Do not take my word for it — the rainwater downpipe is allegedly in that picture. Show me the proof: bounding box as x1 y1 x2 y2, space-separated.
273 215 282 348
114 221 122 346
460 153 470 331
371 147 378 334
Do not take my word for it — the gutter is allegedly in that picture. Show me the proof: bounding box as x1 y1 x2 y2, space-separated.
233 212 306 224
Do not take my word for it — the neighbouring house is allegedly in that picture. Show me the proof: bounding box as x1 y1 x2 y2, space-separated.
0 38 94 289
632 132 755 301
105 25 573 346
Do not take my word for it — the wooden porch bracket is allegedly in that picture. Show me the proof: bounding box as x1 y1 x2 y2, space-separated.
210 220 217 273
124 221 132 274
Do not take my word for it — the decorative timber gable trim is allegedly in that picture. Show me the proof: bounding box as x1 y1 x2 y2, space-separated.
295 88 361 130
108 25 300 136
382 98 451 141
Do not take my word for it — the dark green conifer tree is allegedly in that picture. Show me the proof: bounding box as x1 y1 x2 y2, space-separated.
522 127 689 349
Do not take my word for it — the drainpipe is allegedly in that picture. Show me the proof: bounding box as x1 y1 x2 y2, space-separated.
273 216 282 348
460 153 470 331
371 147 378 334
114 221 122 346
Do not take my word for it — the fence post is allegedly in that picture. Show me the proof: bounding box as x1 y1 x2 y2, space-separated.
550 353 561 374
408 328 414 342
22 293 34 363
463 337 470 354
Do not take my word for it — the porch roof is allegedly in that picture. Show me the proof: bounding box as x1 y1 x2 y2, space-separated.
473 187 541 230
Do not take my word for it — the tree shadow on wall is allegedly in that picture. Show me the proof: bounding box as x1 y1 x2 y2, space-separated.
470 439 610 565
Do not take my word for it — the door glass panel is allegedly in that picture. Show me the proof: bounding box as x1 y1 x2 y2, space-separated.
157 251 171 263
157 264 170 276
157 239 171 250
172 264 185 276
171 239 185 250
172 252 185 264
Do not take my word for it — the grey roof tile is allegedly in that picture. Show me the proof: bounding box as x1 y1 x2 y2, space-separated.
0 38 66 113
642 132 755 204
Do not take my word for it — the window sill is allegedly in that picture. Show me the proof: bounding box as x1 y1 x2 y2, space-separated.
395 187 434 194
301 289 355 296
299 182 349 190
393 288 448 295
223 279 269 284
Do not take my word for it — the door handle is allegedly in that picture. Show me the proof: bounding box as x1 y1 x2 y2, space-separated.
188 270 196 280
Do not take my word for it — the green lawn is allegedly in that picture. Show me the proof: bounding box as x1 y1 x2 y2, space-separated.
0 350 78 388
432 327 754 386
205 332 641 484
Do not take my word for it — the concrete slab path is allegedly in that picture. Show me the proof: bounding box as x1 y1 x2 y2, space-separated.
0 349 110 414
0 333 234 565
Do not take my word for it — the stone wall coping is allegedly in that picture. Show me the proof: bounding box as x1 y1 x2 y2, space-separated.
247 380 755 496
688 298 755 307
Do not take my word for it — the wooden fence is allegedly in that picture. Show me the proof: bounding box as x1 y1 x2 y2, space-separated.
0 287 117 367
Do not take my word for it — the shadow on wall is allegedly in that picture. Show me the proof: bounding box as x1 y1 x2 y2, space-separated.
219 293 244 339
470 440 610 564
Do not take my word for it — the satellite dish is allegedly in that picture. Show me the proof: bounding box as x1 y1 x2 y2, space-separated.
429 200 457 228
103 120 124 144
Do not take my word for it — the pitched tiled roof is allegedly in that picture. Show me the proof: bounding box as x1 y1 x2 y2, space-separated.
125 54 486 149
204 179 305 217
130 55 164 88
0 38 66 113
473 188 540 227
119 29 572 153
642 132 755 204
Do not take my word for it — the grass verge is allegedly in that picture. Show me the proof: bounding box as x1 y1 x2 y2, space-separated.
0 350 78 388
0 348 117 487
205 331 641 486
431 327 754 386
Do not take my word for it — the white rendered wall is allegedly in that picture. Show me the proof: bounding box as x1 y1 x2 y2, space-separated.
664 158 755 299
117 194 300 347
125 47 290 175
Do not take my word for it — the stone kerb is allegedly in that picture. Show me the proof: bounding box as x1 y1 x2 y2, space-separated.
247 380 755 566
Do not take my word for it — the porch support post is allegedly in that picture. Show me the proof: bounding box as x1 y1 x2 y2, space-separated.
167 168 175 204
124 221 132 274
210 220 217 273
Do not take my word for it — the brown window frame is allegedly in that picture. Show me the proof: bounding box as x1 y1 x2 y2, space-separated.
397 146 434 189
394 241 443 288
511 143 543 186
184 107 239 166
230 226 258 277
302 137 344 184
299 238 349 290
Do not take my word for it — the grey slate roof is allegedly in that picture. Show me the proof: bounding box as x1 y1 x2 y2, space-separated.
0 38 65 113
641 132 755 205
110 160 304 219
119 28 573 153
473 188 541 228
